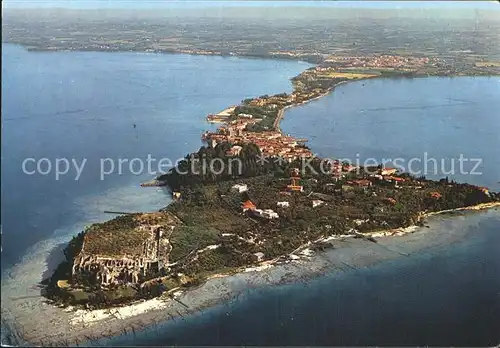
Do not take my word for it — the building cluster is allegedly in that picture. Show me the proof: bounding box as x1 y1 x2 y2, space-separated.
176 48 223 56
247 94 289 107
241 199 279 219
327 164 416 192
476 186 490 196
249 91 322 109
269 50 323 60
203 119 313 161
323 54 440 69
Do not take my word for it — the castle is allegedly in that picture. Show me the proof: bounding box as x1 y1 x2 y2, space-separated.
71 212 179 287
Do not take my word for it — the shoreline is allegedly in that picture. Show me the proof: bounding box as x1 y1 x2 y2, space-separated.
6 43 500 76
2 42 320 65
2 202 499 346
362 201 500 238
274 71 500 133
222 71 499 137
273 76 366 132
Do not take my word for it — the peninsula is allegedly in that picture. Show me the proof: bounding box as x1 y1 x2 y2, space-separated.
3 8 500 346
41 54 500 314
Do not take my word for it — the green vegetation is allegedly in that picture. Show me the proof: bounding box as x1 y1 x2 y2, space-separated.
154 145 499 278
169 226 220 262
82 214 146 256
157 143 289 191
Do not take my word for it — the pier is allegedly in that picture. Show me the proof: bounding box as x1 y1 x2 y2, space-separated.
104 211 137 215
140 179 167 187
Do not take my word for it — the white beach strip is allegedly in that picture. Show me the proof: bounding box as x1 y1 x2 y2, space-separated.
367 225 420 238
321 234 356 242
243 262 275 273
69 297 171 326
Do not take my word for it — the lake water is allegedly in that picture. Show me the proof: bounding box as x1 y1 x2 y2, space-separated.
1 43 310 270
1 44 499 346
282 76 500 191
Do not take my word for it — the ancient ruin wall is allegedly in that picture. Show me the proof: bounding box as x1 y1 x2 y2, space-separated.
72 226 173 286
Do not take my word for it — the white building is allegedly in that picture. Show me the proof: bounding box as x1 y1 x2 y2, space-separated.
312 200 324 208
263 209 279 219
253 252 265 262
381 167 398 176
238 113 253 119
227 145 243 156
277 201 290 208
231 184 248 193
253 209 279 219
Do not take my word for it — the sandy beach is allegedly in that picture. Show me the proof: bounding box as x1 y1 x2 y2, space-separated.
1 203 498 346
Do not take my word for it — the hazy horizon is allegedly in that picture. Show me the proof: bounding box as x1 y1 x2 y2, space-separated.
3 0 499 11
3 2 500 22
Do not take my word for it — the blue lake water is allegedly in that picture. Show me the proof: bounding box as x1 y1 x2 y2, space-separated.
1 43 310 269
282 76 500 191
1 43 499 346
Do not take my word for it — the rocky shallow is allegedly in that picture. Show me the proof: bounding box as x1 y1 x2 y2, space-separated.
1 206 498 346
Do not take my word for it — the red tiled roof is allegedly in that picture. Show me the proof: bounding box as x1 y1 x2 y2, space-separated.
384 176 405 182
352 179 372 186
430 192 442 199
241 200 256 210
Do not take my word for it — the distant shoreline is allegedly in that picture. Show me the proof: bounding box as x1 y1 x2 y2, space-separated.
1 42 322 64
5 42 500 76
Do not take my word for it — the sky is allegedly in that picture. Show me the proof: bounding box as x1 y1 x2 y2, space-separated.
2 0 500 10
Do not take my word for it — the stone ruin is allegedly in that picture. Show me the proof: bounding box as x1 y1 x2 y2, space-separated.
72 225 173 287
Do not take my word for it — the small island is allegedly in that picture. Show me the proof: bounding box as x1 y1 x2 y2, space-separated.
43 54 500 311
